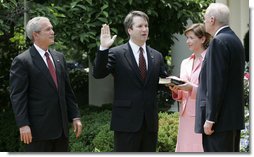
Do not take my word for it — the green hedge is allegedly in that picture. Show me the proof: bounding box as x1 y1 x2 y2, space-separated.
68 106 112 152
68 69 89 106
0 108 23 152
1 105 178 152
68 108 179 152
92 124 114 152
157 112 179 152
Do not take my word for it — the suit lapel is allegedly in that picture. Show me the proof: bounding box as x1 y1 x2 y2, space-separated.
124 43 144 82
30 46 57 90
124 44 155 84
49 50 61 89
145 47 154 85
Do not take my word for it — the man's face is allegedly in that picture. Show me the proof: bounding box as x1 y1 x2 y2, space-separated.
128 16 149 46
34 19 55 47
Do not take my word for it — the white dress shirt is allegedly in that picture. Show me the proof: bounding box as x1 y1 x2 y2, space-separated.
128 40 148 70
34 44 55 68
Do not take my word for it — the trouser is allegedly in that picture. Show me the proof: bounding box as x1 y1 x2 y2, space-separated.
114 121 157 152
202 130 240 152
25 136 68 152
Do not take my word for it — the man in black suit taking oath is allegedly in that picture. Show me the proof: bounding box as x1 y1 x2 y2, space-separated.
10 16 82 152
93 11 168 152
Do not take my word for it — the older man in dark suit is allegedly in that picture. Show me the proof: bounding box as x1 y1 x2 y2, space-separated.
10 16 82 152
195 3 245 152
93 11 168 152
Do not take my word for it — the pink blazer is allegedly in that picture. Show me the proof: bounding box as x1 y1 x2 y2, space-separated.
172 51 206 116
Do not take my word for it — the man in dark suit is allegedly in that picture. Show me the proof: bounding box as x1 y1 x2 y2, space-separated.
93 11 168 152
10 16 82 152
195 3 245 152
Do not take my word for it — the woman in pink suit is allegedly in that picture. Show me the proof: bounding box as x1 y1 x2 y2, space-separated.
169 23 211 152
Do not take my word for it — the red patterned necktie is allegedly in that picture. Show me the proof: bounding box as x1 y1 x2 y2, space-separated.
139 47 147 80
45 52 58 88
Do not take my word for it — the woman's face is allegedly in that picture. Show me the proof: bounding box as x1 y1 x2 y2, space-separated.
185 31 205 52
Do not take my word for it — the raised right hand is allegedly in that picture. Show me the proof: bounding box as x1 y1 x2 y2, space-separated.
19 125 32 144
100 24 117 48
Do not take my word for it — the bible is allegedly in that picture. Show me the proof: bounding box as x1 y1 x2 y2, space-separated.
159 76 185 85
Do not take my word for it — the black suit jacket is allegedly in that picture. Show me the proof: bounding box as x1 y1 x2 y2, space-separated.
93 43 168 132
195 27 245 133
10 45 80 140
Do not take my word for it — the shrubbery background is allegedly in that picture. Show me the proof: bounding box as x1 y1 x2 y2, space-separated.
0 104 179 152
69 106 179 152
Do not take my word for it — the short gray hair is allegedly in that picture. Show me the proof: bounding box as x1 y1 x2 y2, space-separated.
206 3 230 26
26 16 50 40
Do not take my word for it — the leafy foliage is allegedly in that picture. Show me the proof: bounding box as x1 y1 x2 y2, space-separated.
240 62 250 152
68 69 88 105
157 85 175 111
0 0 26 109
0 109 22 151
92 124 114 152
26 0 212 63
0 0 212 109
69 108 179 152
157 111 179 152
68 106 112 152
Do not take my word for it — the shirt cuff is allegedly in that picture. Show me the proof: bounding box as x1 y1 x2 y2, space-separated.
73 118 81 121
206 120 215 124
99 46 108 51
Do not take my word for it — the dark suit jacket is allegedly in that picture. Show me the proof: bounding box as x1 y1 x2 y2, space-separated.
10 45 80 141
195 27 245 133
93 43 168 132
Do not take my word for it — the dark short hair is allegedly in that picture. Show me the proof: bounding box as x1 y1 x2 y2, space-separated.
123 11 149 36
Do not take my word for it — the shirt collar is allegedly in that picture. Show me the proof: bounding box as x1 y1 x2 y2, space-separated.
190 50 207 60
201 50 207 58
214 25 229 37
34 44 50 58
129 39 146 54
